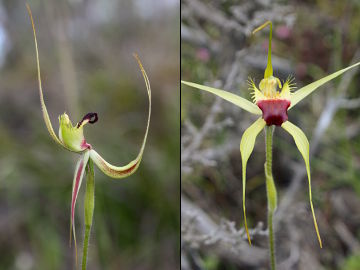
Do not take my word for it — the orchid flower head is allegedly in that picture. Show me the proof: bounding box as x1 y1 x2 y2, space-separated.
27 4 151 269
182 20 360 248
58 112 97 152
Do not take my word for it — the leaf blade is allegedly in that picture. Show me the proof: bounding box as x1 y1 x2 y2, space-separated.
181 80 262 115
82 159 95 270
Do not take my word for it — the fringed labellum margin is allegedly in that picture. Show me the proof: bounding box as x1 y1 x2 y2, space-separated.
257 99 290 126
249 76 293 127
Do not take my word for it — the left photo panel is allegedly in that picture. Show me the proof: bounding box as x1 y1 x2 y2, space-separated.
0 1 179 269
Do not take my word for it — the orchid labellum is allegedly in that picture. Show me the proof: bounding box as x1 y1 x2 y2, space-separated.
182 20 360 251
27 5 151 270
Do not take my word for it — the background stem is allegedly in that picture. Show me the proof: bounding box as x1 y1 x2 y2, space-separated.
265 126 277 270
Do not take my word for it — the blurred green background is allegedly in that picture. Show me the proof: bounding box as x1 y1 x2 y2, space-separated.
0 0 179 269
182 0 360 269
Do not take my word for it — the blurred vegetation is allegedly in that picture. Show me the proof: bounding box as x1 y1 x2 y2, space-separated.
182 0 360 269
342 255 360 270
0 0 179 269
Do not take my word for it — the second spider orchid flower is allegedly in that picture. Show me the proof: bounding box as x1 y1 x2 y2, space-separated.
182 21 360 248
27 5 151 269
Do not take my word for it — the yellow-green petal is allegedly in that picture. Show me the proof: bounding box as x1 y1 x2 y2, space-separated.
89 54 151 179
181 80 262 115
289 62 360 109
240 117 266 244
281 121 322 248
27 4 74 152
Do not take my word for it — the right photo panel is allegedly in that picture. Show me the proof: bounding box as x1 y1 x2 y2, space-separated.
181 1 360 269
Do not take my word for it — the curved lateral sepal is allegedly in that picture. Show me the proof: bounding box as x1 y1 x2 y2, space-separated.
289 62 360 109
26 4 75 152
281 121 322 248
89 54 151 179
70 150 90 266
90 149 140 179
181 80 262 115
240 117 266 245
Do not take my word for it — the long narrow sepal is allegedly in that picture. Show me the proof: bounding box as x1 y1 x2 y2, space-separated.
181 80 262 115
70 150 90 265
90 149 140 178
281 121 322 248
26 4 74 152
252 21 273 78
82 159 95 270
89 54 151 179
240 117 266 244
289 62 360 109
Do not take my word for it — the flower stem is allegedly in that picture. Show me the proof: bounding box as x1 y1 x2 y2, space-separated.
268 209 275 270
265 126 277 270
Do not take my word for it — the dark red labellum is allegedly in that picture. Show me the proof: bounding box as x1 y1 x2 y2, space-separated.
77 112 98 128
257 99 290 126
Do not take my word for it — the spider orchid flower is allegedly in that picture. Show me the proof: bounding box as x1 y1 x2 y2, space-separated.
182 21 360 248
27 5 151 269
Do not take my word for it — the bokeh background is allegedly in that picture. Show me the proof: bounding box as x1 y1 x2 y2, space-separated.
0 0 179 269
181 0 360 270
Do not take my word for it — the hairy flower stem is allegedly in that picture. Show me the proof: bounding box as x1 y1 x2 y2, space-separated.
265 126 277 270
268 209 276 270
82 226 91 270
82 159 95 270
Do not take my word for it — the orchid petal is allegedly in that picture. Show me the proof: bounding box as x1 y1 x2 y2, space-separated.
82 159 95 270
70 150 90 263
181 80 262 115
240 117 266 244
289 62 360 109
89 54 151 179
27 5 74 152
281 121 322 248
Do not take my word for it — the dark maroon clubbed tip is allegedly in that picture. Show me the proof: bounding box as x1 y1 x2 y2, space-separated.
257 99 291 126
77 112 98 128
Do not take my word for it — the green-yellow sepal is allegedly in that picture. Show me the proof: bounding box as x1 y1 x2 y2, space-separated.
240 117 266 244
282 121 322 248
